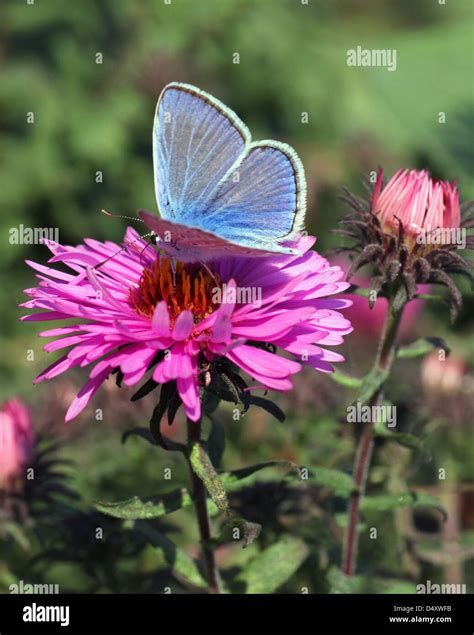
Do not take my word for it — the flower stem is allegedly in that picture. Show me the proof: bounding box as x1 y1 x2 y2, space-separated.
342 289 406 576
186 418 223 594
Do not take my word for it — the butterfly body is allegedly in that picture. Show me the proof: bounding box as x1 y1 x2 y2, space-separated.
143 82 307 262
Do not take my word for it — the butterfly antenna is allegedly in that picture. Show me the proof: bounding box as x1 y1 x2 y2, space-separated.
101 209 146 224
93 244 128 271
93 233 155 271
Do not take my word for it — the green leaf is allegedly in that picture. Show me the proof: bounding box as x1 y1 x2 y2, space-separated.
377 579 418 594
374 419 427 453
248 396 286 422
235 536 308 593
202 390 220 415
327 566 364 594
130 378 159 402
414 293 445 303
328 569 418 594
3 521 30 551
334 513 366 532
189 443 230 516
330 369 363 389
348 285 372 298
96 461 303 521
361 492 447 519
95 488 193 520
205 416 226 469
219 460 301 490
306 467 355 497
135 521 207 590
149 382 185 451
397 337 450 359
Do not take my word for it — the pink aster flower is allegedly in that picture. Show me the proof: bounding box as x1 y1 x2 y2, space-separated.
372 168 461 246
21 229 352 423
338 167 471 319
0 398 35 489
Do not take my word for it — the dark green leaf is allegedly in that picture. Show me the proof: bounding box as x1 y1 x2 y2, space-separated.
206 416 226 468
219 460 301 490
95 488 193 520
361 492 447 519
330 369 363 389
167 391 182 425
189 443 230 516
202 390 220 415
414 293 445 303
306 467 355 497
327 566 364 594
374 420 427 453
149 383 185 452
397 337 450 359
3 521 31 550
334 513 366 532
249 396 286 422
130 377 159 402
235 536 308 593
135 521 207 589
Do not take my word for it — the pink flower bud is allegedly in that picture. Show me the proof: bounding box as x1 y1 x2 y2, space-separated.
373 168 461 245
0 398 35 489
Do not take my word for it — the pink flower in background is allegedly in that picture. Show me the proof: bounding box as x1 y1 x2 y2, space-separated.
343 291 426 341
372 168 461 245
0 398 35 488
421 351 466 397
22 229 352 423
335 258 428 340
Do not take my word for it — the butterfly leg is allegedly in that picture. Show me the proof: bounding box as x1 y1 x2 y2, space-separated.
170 257 177 289
134 232 158 266
200 262 219 285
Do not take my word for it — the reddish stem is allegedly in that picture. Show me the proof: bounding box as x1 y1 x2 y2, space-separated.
342 294 405 576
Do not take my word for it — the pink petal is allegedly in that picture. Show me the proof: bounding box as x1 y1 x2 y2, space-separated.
227 345 301 379
65 367 111 421
172 310 194 341
177 375 200 422
152 301 170 336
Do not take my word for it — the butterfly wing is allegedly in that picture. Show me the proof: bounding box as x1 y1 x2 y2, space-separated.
152 83 306 256
153 83 250 222
198 140 306 251
138 211 282 262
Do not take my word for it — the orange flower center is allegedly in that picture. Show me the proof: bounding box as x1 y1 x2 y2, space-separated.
129 257 221 327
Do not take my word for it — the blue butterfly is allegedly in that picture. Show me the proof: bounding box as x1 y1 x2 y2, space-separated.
139 83 307 262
